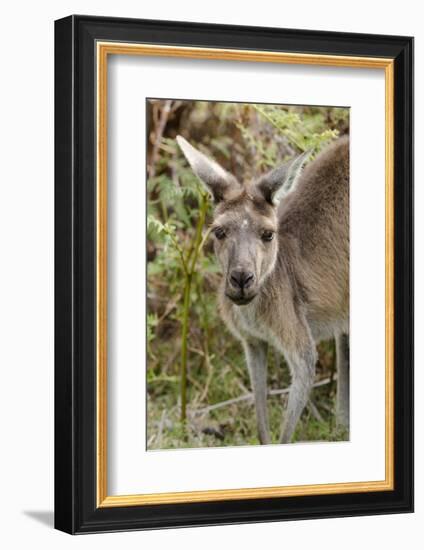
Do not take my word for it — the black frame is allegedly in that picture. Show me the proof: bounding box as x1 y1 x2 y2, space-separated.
55 15 414 534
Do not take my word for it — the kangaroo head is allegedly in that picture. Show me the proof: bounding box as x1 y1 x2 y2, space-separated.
176 136 309 306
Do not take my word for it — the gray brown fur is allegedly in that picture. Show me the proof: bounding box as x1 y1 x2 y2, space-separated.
177 135 350 444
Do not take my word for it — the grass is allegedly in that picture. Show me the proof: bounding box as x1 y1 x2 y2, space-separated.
146 334 348 450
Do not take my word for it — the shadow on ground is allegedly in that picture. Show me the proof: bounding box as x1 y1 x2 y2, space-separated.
23 510 54 528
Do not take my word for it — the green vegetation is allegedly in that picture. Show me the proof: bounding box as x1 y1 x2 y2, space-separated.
146 100 349 449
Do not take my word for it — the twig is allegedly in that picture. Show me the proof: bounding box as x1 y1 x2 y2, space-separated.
199 350 214 403
157 294 181 323
308 399 324 423
148 100 172 179
188 346 206 357
192 376 337 416
162 347 180 374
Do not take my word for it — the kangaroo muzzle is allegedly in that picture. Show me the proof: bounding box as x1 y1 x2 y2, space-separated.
226 268 257 305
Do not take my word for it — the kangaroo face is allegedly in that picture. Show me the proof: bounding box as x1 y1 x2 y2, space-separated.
176 135 309 306
211 192 278 305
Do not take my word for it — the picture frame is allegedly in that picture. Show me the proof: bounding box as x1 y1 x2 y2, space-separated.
54 14 414 534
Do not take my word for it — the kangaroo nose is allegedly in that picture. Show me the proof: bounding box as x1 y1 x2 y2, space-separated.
230 270 255 290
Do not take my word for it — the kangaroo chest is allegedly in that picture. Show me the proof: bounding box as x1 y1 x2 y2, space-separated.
233 304 265 339
231 302 285 352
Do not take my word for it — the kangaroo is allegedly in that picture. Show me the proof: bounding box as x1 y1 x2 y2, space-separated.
177 135 349 444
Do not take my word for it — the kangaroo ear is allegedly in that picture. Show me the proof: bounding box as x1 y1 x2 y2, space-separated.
176 136 240 202
256 150 311 206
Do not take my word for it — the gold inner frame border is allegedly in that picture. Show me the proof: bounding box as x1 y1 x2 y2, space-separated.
96 42 394 508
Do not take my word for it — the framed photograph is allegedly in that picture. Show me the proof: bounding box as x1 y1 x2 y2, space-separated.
54 15 413 534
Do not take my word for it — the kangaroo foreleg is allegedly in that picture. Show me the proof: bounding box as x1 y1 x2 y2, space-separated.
243 339 271 445
280 342 317 444
336 332 350 429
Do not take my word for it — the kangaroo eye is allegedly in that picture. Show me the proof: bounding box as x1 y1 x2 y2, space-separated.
214 227 227 240
261 230 274 242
